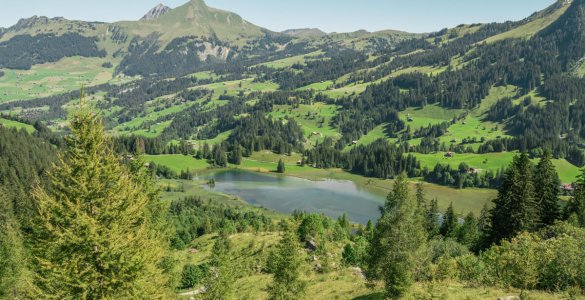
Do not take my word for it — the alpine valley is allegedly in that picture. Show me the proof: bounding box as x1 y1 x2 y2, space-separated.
2 0 585 299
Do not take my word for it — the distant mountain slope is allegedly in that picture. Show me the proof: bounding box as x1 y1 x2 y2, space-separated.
282 28 327 38
140 4 172 21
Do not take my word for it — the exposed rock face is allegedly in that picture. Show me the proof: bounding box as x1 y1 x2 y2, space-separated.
141 4 172 21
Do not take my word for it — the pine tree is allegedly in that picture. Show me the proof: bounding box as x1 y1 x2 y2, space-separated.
415 182 427 215
425 198 440 237
489 153 539 244
566 168 585 227
203 232 236 299
440 202 458 238
0 189 27 298
366 173 427 298
277 159 286 173
230 145 243 165
457 212 480 249
29 109 170 299
534 151 561 226
267 226 306 300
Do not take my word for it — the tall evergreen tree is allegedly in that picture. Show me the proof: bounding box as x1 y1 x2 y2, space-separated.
267 226 306 300
440 202 458 238
29 109 170 299
566 168 585 227
534 151 561 226
277 159 286 173
457 212 480 249
203 231 236 299
425 198 440 238
366 173 427 298
489 153 539 244
0 189 27 298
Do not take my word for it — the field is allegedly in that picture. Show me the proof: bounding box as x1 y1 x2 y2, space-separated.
414 151 581 183
0 56 117 103
145 155 211 173
268 103 341 145
0 118 35 133
257 50 324 69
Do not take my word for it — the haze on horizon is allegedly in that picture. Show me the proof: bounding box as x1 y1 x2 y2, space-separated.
0 0 557 34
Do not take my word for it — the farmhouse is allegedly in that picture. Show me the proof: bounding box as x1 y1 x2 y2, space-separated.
444 152 454 158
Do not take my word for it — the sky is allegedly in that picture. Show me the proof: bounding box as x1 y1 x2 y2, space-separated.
0 0 557 33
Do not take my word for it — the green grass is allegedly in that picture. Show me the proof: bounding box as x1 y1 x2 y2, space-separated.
0 118 35 133
298 80 333 91
484 3 570 44
400 104 464 130
144 155 210 173
0 56 115 103
474 85 519 116
268 103 340 145
413 151 582 183
257 50 324 69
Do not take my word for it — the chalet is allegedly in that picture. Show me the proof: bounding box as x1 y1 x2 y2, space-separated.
444 152 454 158
296 160 303 166
561 183 574 192
352 140 358 145
450 139 457 143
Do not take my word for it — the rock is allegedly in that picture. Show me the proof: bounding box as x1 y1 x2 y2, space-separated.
305 239 318 252
141 4 172 21
352 267 366 280
498 296 519 300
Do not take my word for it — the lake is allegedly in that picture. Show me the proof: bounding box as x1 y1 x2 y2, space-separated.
200 170 384 224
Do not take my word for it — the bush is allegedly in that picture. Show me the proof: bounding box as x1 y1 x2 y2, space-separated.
180 264 208 289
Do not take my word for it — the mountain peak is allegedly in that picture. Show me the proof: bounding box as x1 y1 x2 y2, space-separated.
140 3 172 21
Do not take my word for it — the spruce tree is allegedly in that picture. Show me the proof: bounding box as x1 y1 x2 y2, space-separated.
425 198 440 237
366 173 427 298
440 202 458 238
534 151 561 226
489 153 539 244
567 168 585 227
277 159 286 173
457 212 480 249
0 190 27 298
203 231 236 299
29 109 170 299
267 226 306 300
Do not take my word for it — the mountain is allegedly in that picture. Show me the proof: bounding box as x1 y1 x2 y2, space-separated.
140 4 171 21
282 28 327 38
118 0 269 45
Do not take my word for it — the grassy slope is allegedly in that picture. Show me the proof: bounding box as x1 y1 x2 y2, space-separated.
484 3 570 44
0 56 115 103
175 231 571 300
0 118 35 133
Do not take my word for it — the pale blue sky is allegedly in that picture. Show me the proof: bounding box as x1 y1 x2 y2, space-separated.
0 0 557 33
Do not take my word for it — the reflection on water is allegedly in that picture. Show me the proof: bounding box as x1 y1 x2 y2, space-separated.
200 170 384 224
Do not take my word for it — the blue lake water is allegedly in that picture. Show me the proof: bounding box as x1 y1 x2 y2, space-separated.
201 170 384 224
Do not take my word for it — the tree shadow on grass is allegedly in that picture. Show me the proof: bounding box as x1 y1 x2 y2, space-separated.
353 292 385 300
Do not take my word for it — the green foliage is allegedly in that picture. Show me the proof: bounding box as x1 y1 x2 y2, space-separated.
440 202 459 238
277 159 286 173
29 109 171 299
489 153 539 244
566 168 585 227
342 235 369 267
534 151 561 226
0 190 27 298
366 173 427 298
180 263 208 290
267 227 307 300
202 232 236 299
